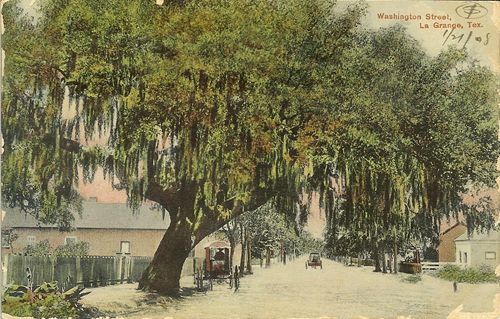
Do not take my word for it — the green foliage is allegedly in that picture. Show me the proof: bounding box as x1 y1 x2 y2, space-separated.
1 0 363 231
436 264 499 284
54 241 90 257
2 282 89 318
241 202 323 258
2 229 19 251
296 232 324 255
1 0 498 271
243 203 298 257
401 274 422 284
32 294 79 319
319 26 499 261
2 300 32 318
23 239 90 257
23 239 52 256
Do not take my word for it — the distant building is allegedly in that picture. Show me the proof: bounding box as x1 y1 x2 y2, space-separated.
438 222 467 262
455 229 500 269
1 200 169 257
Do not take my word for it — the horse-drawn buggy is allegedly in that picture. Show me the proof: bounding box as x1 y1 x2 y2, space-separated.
305 252 323 269
194 241 239 291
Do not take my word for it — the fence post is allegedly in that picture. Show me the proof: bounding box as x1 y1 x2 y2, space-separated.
126 256 132 283
116 256 121 284
75 256 82 285
2 253 9 287
50 256 55 283
120 256 125 284
90 257 96 287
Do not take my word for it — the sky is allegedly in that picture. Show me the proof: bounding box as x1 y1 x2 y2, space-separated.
360 1 499 73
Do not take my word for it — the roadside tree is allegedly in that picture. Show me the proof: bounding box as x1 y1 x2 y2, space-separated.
2 0 365 293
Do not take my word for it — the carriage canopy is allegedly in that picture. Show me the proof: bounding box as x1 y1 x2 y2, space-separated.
204 241 231 277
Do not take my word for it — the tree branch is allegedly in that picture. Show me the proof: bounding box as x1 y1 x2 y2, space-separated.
193 186 273 245
144 181 183 218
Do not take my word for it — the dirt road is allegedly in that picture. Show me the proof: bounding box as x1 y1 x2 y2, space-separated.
82 257 499 319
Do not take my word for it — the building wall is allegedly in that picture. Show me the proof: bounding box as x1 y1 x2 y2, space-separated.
455 241 472 267
456 241 500 269
2 228 165 257
469 242 499 269
3 228 244 263
438 224 466 262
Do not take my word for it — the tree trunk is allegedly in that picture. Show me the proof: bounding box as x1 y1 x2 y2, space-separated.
373 245 381 272
138 220 192 295
223 221 237 270
139 181 271 294
229 240 235 270
393 243 398 274
239 225 246 276
279 241 283 263
265 246 271 267
246 231 252 274
382 252 388 273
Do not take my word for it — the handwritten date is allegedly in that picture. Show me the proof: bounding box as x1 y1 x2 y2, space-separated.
442 29 490 49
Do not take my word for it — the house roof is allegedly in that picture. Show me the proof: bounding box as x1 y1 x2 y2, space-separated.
1 201 170 230
440 221 466 236
455 229 500 242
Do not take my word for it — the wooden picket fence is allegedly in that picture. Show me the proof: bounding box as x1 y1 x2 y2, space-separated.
421 261 457 272
2 254 152 288
2 254 204 288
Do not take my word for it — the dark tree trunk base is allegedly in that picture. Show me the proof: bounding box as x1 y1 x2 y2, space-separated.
139 182 270 295
138 220 191 295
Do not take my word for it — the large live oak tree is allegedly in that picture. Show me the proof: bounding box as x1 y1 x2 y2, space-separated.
2 0 365 293
2 0 498 294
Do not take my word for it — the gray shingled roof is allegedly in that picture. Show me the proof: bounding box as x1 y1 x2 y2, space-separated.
455 229 500 242
2 201 170 230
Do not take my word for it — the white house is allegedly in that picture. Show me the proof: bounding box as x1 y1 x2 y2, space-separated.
455 229 500 269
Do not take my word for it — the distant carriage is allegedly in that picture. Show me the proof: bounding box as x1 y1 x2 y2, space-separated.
306 252 323 269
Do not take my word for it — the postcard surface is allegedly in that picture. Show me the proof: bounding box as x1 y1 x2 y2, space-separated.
1 1 499 319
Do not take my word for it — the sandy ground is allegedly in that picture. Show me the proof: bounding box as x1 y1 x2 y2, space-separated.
81 258 500 319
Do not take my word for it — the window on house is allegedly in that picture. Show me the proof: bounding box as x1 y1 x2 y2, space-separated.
2 233 11 248
459 251 462 263
64 236 77 245
485 252 496 260
464 252 468 263
27 235 36 246
120 241 130 254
